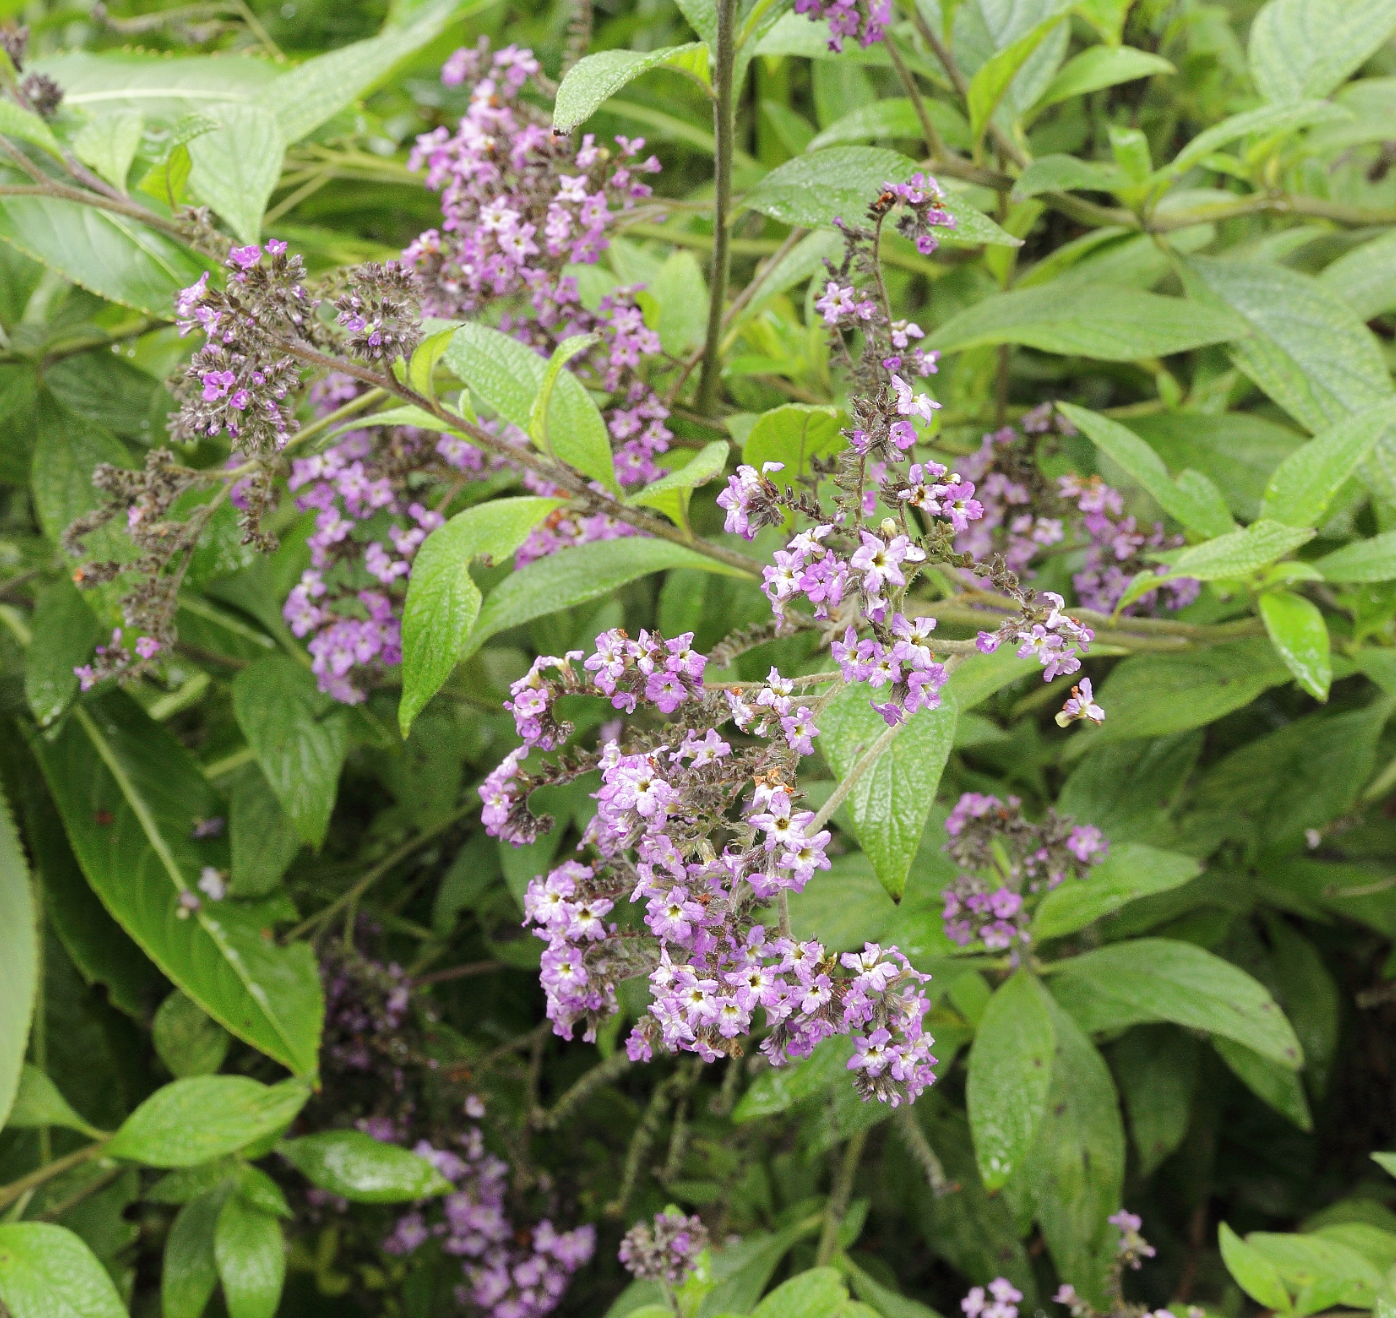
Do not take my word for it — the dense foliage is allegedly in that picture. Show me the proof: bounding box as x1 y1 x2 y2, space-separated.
2 0 1396 1316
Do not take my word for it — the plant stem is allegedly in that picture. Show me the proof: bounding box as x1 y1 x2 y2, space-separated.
816 1127 868 1264
697 0 738 416
895 1106 954 1197
532 1051 633 1129
0 1142 110 1213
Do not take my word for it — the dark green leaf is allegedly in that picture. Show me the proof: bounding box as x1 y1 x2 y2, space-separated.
1213 1036 1312 1131
163 1189 226 1318
1260 403 1396 527
0 1223 127 1318
0 781 35 1130
24 580 101 729
1114 1027 1199 1176
228 763 302 898
153 991 231 1079
278 1130 454 1202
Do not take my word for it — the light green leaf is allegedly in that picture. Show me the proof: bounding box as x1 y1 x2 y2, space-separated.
1260 403 1396 527
1213 1037 1313 1131
5 1065 105 1138
1372 1152 1396 1180
153 991 232 1079
0 1223 127 1318
967 970 1056 1190
1168 100 1351 173
278 1130 454 1202
1185 258 1395 458
1318 229 1396 322
1315 530 1396 582
398 496 567 735
0 196 210 318
742 404 847 480
187 104 284 244
1247 1230 1384 1311
24 579 102 730
743 148 1020 245
928 286 1247 361
72 109 144 188
1219 1222 1293 1311
1059 403 1235 535
1248 0 1396 103
1047 937 1304 1067
215 1195 285 1318
1032 843 1202 939
553 44 706 131
463 537 752 660
1010 154 1126 200
1034 45 1175 110
232 656 349 848
531 334 601 452
445 322 619 494
0 783 35 1132
0 100 63 158
107 1075 310 1167
33 692 325 1076
629 440 730 524
1160 519 1315 583
164 1189 226 1318
968 17 1065 143
819 684 958 901
407 323 462 401
1259 590 1331 701
808 98 970 153
645 249 709 354
751 1267 848 1318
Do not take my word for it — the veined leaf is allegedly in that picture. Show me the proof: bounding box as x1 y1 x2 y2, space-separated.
1034 45 1174 110
808 98 971 152
629 440 730 524
1219 1222 1292 1311
1168 100 1351 173
1318 229 1396 322
1159 519 1315 582
968 17 1065 144
0 783 35 1131
1259 402 1396 527
0 1224 127 1318
279 1130 454 1202
1315 530 1396 582
72 110 144 190
553 44 706 131
398 496 568 735
1213 1037 1313 1131
1259 589 1332 701
0 100 63 158
32 692 324 1076
1010 155 1126 201
742 404 847 480
1032 843 1203 939
1248 0 1396 103
187 104 284 243
215 1195 285 1318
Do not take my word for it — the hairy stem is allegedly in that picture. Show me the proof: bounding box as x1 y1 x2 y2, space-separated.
532 1051 633 1129
815 1127 868 1264
895 1106 954 1197
697 0 738 415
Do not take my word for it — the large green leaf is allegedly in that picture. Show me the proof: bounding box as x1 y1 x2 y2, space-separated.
187 105 284 245
0 197 208 318
742 405 847 481
32 692 324 1076
628 441 730 525
1033 45 1175 109
1259 402 1396 527
1315 530 1396 582
1032 843 1202 939
215 1195 285 1318
1248 0 1396 102
278 1130 454 1202
966 970 1056 1190
1318 229 1396 322
1088 639 1291 742
232 657 349 848
29 395 134 546
1167 100 1352 174
463 537 752 660
1158 519 1315 583
398 496 567 734
553 44 705 131
1115 1027 1199 1176
1219 1222 1292 1311
0 784 35 1131
24 580 102 730
928 285 1247 360
819 684 958 901
1047 937 1304 1067
163 1191 225 1318
808 99 970 152
1213 1037 1313 1131
1259 589 1331 701
0 1223 127 1318
967 16 1065 143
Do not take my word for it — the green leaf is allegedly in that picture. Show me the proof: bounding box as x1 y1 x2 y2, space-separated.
1185 258 1395 456
406 323 462 401
1032 843 1202 939
1373 1152 1396 1180
1219 1222 1293 1312
644 250 710 354
1247 1231 1385 1312
968 17 1064 144
0 196 210 318
278 1130 454 1202
751 1267 848 1318
164 1190 226 1318
928 285 1246 361
1318 229 1396 322
1259 590 1331 701
1089 638 1292 741
1260 403 1396 527
32 692 325 1076
1315 530 1396 582
107 1075 310 1167
1047 937 1304 1067
629 440 730 525
1026 996 1125 1307
819 684 958 901
742 404 847 481
1213 1037 1313 1131
967 970 1056 1190
553 44 706 131
463 537 752 661
743 148 1019 245
186 105 284 244
228 763 302 898
1248 0 1396 102
72 109 144 190
1010 154 1126 201
24 580 102 730
232 656 349 848
30 396 135 546
445 322 619 494
234 1166 290 1219
215 1195 285 1318
1161 519 1316 582
398 496 567 734
0 100 63 158
0 783 35 1132
1034 45 1175 110
1058 403 1235 536
1168 100 1351 174
5 1065 105 1138
0 1223 127 1318
263 0 465 143
1115 1027 1199 1176
808 99 970 153
153 991 232 1079
531 334 600 450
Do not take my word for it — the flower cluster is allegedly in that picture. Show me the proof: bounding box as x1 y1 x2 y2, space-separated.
941 792 1108 950
1109 1209 1157 1270
74 628 161 693
793 0 893 53
1050 1211 1174 1318
963 1278 1023 1318
618 1208 709 1286
975 590 1095 682
331 260 423 363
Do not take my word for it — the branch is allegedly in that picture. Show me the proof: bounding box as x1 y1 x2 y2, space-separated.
697 0 738 415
